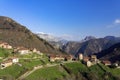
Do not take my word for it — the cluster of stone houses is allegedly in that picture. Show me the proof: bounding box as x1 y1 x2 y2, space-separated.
0 41 43 69
48 54 100 67
48 53 99 67
78 54 99 67
0 57 19 69
48 53 114 67
0 41 42 55
48 54 73 62
15 47 42 55
14 47 31 54
0 47 43 69
78 53 116 67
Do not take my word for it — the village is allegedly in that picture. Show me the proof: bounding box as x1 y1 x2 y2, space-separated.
0 41 120 70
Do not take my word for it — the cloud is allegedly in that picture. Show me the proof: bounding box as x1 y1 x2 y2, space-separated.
60 34 81 41
35 32 54 35
115 19 120 24
107 19 120 28
60 34 74 40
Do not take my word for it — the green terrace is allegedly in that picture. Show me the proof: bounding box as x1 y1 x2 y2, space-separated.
0 48 13 58
19 59 44 70
25 65 69 80
0 64 25 79
25 62 120 80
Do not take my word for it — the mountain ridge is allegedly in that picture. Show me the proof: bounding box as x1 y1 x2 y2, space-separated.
0 16 63 54
36 32 120 56
97 42 120 63
62 36 120 56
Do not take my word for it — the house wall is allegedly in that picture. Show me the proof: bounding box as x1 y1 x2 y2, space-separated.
1 62 12 69
79 54 83 60
12 58 19 63
18 50 29 54
0 43 12 49
87 61 92 67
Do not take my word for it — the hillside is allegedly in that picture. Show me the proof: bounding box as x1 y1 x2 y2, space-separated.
0 16 63 54
25 62 120 80
62 36 120 56
97 43 120 63
0 47 120 80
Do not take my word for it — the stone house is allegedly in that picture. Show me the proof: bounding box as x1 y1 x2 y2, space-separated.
90 55 98 64
83 56 90 62
0 42 12 49
9 57 19 63
0 60 12 69
64 55 73 61
87 61 92 67
49 55 65 62
102 60 111 66
18 47 30 54
78 53 83 60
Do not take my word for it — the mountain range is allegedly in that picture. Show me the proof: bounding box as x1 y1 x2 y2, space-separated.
62 36 120 56
37 33 120 56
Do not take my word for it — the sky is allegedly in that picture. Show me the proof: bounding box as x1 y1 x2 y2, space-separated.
0 0 120 41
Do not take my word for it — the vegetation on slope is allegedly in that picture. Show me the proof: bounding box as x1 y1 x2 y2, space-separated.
25 62 120 80
0 64 25 80
0 48 13 58
25 65 69 80
0 16 63 54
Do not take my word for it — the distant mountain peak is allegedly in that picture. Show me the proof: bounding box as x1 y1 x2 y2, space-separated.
84 36 96 41
36 32 65 42
104 36 116 39
80 36 96 42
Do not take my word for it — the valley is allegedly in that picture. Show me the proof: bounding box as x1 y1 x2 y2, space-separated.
0 0 120 80
0 16 120 80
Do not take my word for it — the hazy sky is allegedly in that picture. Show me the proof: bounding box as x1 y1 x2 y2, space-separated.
0 0 120 40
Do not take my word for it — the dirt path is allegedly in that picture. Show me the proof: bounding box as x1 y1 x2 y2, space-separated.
17 61 75 80
17 65 43 80
17 64 58 80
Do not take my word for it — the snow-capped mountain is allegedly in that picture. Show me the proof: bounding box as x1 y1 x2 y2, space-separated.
36 32 64 42
36 32 68 49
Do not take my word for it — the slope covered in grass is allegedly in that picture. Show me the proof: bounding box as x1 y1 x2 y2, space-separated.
0 64 25 79
25 65 68 80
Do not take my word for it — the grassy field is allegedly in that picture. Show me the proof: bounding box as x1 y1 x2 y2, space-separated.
99 63 120 78
25 62 120 80
0 64 25 79
25 62 103 80
0 48 13 58
0 59 2 62
88 64 105 79
19 59 43 70
64 62 89 74
25 65 69 80
18 53 42 58
0 61 120 80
